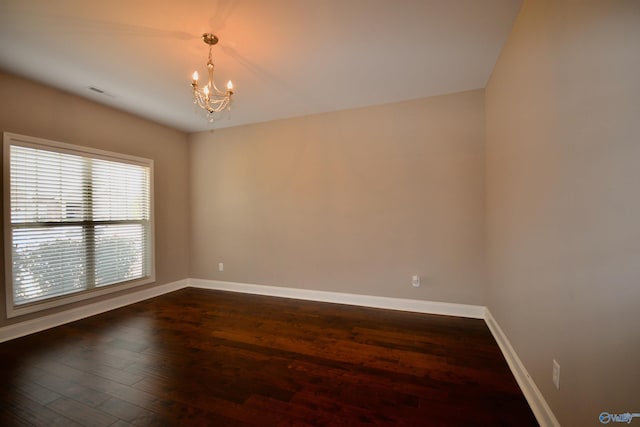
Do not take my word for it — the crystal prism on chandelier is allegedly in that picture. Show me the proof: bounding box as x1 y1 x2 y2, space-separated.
191 33 233 120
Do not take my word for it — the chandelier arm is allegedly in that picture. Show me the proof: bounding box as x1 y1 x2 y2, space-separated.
210 80 224 94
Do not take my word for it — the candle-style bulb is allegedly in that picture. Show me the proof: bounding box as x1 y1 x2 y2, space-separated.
192 71 199 83
226 80 233 91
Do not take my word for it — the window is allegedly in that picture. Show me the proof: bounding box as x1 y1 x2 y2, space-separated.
3 133 154 317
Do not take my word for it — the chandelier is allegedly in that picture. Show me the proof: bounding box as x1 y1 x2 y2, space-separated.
191 33 234 119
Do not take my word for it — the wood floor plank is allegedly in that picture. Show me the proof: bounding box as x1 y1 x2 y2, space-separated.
0 288 538 426
47 397 118 426
0 390 82 427
95 396 160 424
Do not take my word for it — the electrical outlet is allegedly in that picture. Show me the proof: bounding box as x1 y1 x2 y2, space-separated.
218 262 224 272
552 359 560 389
412 275 420 288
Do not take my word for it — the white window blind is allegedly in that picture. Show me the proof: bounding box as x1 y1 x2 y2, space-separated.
4 133 154 317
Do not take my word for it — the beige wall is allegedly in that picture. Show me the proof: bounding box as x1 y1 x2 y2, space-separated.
486 1 640 425
0 71 190 326
189 90 486 305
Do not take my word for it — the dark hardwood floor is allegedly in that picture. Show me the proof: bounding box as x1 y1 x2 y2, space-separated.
0 288 538 426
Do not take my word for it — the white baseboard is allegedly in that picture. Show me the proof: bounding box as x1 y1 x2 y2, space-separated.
484 308 560 427
0 279 189 343
0 278 483 343
188 278 486 319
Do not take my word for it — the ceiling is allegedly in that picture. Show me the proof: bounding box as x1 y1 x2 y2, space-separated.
0 0 522 133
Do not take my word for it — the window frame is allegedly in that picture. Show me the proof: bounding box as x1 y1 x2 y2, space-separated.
3 132 155 318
